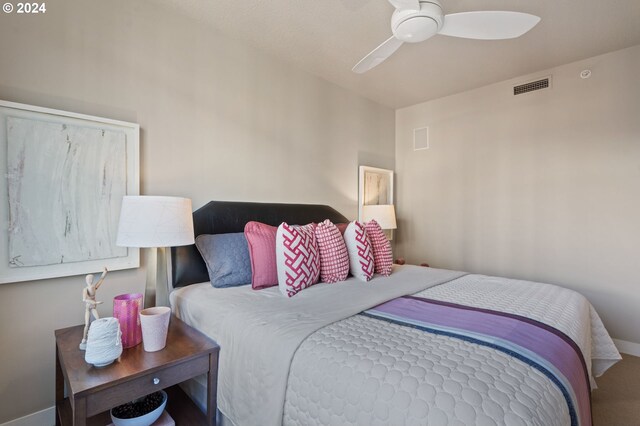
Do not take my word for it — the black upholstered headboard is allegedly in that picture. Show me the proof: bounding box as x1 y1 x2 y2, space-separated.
170 201 349 287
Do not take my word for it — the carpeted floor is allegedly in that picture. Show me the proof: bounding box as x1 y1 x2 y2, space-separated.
592 354 640 426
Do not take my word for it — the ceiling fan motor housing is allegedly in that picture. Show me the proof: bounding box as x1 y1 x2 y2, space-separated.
391 0 443 43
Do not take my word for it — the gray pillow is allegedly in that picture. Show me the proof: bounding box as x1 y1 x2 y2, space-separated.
195 233 252 288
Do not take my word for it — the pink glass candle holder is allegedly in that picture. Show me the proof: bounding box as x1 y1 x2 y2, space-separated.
113 293 143 348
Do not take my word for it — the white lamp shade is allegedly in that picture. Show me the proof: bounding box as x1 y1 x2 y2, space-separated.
116 196 195 248
362 204 397 230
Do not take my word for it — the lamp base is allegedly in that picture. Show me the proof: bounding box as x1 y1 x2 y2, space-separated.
144 247 170 308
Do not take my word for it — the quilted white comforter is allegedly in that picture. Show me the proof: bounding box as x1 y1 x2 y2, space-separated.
170 265 620 426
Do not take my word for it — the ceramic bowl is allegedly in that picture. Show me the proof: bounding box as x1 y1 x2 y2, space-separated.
110 390 167 426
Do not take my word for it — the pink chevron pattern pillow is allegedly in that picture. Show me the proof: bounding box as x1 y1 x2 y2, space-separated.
244 221 278 289
315 219 349 283
276 223 320 297
365 219 393 276
344 221 374 281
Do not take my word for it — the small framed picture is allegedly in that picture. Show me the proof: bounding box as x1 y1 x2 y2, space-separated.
358 166 394 222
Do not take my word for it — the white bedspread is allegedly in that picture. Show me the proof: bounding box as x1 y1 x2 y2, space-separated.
284 274 621 426
171 266 465 425
170 265 621 426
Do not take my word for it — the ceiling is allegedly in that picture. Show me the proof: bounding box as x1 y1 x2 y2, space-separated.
153 0 640 109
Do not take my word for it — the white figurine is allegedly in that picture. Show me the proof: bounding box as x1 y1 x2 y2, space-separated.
79 267 108 350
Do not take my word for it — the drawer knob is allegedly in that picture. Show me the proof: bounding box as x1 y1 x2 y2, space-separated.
153 377 160 385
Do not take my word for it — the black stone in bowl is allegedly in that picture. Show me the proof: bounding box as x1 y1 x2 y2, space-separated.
110 390 167 426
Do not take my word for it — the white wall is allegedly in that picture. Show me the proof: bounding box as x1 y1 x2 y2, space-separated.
0 0 395 422
396 45 640 345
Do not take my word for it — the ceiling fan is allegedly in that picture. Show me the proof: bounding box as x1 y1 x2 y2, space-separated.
353 0 540 73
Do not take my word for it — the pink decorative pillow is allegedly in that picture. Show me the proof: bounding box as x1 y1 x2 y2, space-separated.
276 223 320 297
244 221 278 289
315 219 349 283
343 221 375 281
365 219 393 276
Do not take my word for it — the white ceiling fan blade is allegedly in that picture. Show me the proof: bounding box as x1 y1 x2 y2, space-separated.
439 11 540 40
352 36 404 74
388 0 420 11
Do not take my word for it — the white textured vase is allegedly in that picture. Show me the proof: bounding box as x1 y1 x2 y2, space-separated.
85 317 122 367
139 307 171 352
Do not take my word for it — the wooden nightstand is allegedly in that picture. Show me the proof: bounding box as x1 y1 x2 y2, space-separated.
55 315 219 426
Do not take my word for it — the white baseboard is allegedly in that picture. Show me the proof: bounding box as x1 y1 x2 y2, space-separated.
613 338 640 357
0 406 54 426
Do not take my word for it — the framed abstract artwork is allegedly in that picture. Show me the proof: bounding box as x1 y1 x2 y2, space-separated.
358 165 394 222
0 100 140 284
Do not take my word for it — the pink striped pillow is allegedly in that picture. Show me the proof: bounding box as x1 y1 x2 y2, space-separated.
244 221 278 289
343 221 374 281
315 220 349 283
276 223 320 297
365 219 393 276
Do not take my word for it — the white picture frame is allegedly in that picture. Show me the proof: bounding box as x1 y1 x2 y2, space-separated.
358 165 394 222
0 100 140 284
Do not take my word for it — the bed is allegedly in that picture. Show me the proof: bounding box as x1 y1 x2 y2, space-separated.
167 201 621 426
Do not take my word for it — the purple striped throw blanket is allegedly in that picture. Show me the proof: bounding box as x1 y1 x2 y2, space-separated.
362 295 591 426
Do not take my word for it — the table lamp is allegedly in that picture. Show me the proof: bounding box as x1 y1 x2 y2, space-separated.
116 196 195 308
362 204 397 240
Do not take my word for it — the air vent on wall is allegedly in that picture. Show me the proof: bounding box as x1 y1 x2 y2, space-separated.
414 127 429 150
513 77 551 95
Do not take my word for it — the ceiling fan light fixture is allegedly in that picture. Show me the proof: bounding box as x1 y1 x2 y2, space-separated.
391 1 444 43
393 16 439 42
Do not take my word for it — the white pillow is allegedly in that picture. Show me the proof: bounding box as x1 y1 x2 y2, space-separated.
343 221 375 281
275 223 320 297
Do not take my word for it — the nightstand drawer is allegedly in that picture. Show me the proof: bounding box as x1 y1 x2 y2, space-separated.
86 354 210 416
